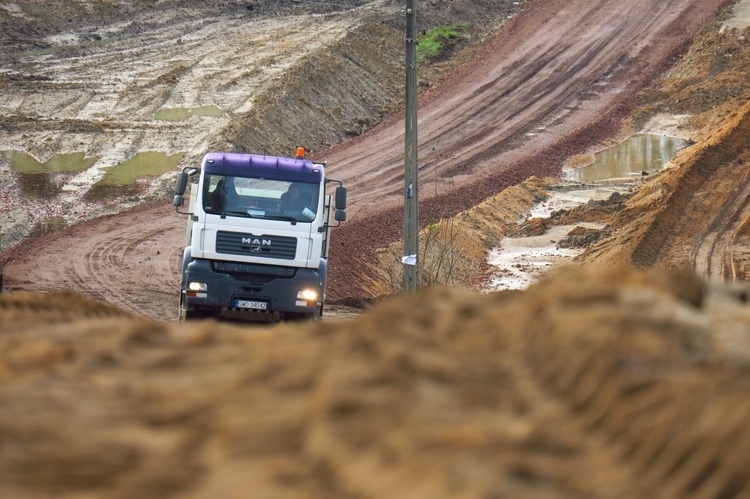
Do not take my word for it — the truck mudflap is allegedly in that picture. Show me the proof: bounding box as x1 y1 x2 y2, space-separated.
181 258 324 321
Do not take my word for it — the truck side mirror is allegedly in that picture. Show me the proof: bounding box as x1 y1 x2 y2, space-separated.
335 186 347 210
335 209 346 222
174 171 189 207
175 171 189 196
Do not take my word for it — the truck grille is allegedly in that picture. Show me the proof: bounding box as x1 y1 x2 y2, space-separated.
216 231 297 260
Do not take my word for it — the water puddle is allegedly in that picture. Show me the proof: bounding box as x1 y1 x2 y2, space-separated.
85 151 184 201
99 151 185 185
154 105 225 121
3 151 99 198
487 225 587 291
488 133 689 291
4 151 99 174
563 133 688 182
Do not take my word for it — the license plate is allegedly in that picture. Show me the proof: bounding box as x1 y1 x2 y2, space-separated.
235 299 267 310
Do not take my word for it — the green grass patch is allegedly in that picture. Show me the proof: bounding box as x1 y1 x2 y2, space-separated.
418 24 468 62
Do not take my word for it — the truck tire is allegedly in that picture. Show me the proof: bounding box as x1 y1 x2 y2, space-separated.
178 295 189 322
178 295 204 322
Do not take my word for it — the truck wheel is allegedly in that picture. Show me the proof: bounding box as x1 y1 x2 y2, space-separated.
180 306 206 321
178 296 189 322
178 295 200 322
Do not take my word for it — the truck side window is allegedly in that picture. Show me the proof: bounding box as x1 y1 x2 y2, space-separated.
204 175 226 213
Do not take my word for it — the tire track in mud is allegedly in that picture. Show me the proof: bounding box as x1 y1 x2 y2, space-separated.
0 202 183 321
692 167 750 283
631 103 750 282
323 0 730 299
73 221 181 320
1 9 376 319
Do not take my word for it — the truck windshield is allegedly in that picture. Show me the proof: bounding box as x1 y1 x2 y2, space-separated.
202 173 320 222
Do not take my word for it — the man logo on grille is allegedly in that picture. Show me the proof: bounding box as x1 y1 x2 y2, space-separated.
242 237 270 254
242 237 271 246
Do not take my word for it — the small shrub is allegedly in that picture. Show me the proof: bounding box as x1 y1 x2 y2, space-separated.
418 25 467 62
358 216 479 296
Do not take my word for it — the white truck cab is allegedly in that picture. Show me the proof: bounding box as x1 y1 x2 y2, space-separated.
173 150 346 322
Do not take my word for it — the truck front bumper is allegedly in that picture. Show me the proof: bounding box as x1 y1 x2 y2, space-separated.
182 258 322 318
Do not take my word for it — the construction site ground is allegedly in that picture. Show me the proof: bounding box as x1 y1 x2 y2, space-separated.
1 0 750 496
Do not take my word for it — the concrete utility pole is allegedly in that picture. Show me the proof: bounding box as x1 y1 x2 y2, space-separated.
403 0 419 292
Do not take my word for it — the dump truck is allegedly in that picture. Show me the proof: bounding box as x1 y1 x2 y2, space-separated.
173 149 346 322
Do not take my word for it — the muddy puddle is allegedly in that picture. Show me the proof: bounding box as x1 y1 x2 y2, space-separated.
3 150 184 201
3 151 99 198
563 133 687 182
84 151 185 201
154 105 225 121
487 186 620 291
723 0 750 30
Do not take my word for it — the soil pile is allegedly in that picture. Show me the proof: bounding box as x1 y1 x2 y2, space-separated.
581 100 750 275
3 265 750 498
577 11 750 283
3 3 750 495
632 13 750 134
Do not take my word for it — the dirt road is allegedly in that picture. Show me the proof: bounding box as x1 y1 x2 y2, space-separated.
302 0 731 299
0 0 732 315
326 0 725 217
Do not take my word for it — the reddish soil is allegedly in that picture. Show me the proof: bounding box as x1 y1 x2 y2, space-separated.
0 0 733 315
323 0 731 298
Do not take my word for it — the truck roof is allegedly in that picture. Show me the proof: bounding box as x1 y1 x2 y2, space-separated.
202 152 323 183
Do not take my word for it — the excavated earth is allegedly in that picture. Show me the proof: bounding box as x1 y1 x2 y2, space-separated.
2 0 750 496
4 266 750 498
0 0 520 317
0 0 737 311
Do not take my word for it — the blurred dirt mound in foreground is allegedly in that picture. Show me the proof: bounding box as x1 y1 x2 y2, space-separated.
3 266 750 498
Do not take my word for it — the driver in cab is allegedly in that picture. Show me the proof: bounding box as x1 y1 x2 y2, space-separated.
279 184 307 214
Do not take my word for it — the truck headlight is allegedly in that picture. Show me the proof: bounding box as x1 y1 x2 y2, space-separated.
297 289 318 302
188 281 208 292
